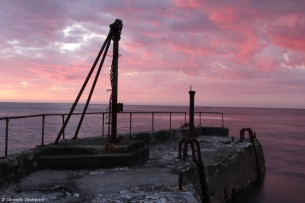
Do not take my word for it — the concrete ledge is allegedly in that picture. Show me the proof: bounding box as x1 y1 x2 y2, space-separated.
38 147 149 170
41 140 145 155
198 136 265 202
197 126 229 137
128 126 229 144
36 139 149 170
0 148 44 189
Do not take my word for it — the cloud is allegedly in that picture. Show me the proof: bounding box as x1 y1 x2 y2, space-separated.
0 0 305 108
172 0 201 9
267 14 305 51
19 81 28 88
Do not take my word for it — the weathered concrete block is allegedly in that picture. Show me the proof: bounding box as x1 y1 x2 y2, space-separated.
37 140 149 170
128 129 184 144
253 138 266 178
0 149 42 189
127 127 229 144
196 127 229 137
198 136 265 203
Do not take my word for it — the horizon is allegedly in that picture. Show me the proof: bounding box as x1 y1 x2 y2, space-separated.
1 1 305 109
1 101 304 111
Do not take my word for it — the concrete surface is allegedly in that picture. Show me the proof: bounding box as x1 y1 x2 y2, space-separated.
0 129 265 203
0 127 228 188
0 140 200 203
199 136 260 202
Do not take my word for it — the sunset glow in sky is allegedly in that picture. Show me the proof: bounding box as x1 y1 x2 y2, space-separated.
1 0 305 108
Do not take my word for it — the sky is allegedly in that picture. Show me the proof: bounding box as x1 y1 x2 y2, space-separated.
0 0 305 108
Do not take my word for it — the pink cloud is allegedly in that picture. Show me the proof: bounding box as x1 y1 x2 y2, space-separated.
268 14 305 51
206 6 264 62
1 0 305 108
209 7 244 24
256 57 279 71
172 0 201 9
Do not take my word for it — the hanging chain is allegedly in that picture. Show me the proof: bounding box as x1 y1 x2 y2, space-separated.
106 59 114 138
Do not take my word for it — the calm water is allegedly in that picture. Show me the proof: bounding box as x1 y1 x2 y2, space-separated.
0 102 305 203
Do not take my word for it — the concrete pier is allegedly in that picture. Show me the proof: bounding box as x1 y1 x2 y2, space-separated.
198 136 265 202
0 127 265 202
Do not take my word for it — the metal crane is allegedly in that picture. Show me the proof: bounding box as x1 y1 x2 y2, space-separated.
54 19 123 145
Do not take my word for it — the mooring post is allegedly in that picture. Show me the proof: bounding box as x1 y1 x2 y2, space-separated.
110 19 123 143
189 86 196 137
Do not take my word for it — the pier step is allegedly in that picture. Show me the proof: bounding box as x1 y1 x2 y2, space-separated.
37 140 149 170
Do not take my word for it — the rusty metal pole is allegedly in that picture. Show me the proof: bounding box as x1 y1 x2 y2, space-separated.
5 118 9 157
189 86 196 138
110 19 123 143
41 115 45 146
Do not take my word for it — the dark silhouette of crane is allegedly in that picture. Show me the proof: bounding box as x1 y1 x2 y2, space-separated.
54 19 123 145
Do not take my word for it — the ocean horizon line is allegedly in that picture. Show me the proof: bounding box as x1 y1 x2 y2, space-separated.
0 101 304 111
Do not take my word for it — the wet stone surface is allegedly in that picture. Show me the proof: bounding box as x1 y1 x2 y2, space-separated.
91 185 199 203
0 140 200 203
0 135 263 203
16 170 72 192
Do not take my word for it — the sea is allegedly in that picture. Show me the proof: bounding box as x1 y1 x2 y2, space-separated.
0 102 305 203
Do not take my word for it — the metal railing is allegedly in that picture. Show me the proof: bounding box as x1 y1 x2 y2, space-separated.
0 111 224 157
